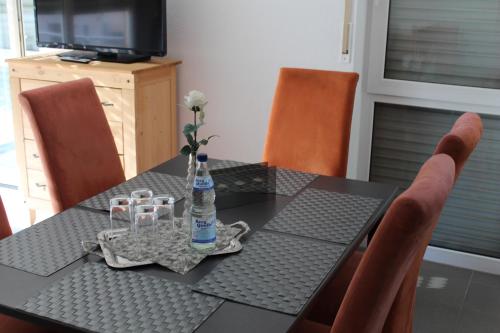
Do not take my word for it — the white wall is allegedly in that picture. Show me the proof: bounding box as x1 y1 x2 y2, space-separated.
166 0 362 172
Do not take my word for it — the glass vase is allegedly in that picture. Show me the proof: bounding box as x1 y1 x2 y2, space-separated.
182 152 197 232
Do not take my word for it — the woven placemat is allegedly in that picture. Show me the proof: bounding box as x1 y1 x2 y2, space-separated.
210 160 249 170
0 208 108 276
193 231 345 315
274 168 318 196
79 172 186 211
22 263 224 333
211 160 318 196
264 188 382 244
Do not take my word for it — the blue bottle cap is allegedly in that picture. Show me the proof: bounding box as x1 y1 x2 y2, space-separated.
197 153 208 162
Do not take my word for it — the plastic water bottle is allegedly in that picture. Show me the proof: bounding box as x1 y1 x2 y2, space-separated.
190 153 216 251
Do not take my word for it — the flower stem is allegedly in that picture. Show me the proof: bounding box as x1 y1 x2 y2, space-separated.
193 110 197 152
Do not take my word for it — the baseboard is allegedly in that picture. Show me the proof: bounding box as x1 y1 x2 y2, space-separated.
424 245 500 275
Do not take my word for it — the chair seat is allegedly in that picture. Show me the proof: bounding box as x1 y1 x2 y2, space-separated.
305 250 363 326
0 314 56 333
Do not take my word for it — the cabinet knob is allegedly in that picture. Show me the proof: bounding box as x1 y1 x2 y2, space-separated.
101 101 114 107
32 153 40 159
35 183 47 190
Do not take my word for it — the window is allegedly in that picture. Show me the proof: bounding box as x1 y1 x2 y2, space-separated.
0 0 55 187
385 0 500 89
371 103 500 258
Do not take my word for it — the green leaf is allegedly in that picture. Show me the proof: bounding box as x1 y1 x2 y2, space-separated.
199 134 219 146
180 145 191 156
186 133 195 146
183 123 204 135
183 123 197 135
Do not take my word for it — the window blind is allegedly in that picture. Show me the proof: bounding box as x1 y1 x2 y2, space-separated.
385 0 500 89
371 103 500 258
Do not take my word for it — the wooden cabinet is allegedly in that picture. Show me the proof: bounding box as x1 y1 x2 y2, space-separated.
7 55 181 222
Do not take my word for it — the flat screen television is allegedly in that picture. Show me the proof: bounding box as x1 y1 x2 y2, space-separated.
34 0 166 63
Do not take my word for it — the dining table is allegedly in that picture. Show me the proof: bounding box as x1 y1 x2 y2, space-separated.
0 155 398 333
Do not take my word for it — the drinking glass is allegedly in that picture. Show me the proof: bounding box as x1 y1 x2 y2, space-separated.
130 188 153 227
109 196 133 233
152 194 175 234
134 205 158 256
131 188 153 205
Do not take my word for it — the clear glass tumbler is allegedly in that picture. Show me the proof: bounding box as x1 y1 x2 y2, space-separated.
152 194 175 233
130 188 153 228
134 204 158 256
109 196 133 233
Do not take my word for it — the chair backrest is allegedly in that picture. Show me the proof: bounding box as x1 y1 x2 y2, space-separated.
263 68 359 177
19 78 126 212
331 154 455 333
0 196 12 240
434 112 483 181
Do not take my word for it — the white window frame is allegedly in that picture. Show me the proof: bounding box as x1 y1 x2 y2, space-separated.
367 0 500 109
362 0 500 274
5 0 24 57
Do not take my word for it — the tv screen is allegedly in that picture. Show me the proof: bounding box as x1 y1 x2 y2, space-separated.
35 0 166 56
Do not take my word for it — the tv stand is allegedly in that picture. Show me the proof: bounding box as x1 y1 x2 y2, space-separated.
58 50 151 64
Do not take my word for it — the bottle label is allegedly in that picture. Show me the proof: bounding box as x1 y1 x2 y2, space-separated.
191 212 216 244
194 176 214 190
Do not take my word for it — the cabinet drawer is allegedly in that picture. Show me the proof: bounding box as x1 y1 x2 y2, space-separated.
26 155 123 201
119 155 124 169
19 79 123 124
95 87 123 122
25 140 43 170
109 121 124 154
23 117 123 155
27 169 50 200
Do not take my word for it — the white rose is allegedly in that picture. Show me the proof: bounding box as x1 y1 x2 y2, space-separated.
184 90 208 110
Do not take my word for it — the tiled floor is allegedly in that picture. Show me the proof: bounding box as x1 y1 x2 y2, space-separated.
415 261 500 333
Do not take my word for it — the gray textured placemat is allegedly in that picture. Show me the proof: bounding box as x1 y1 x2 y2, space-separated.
22 263 224 333
193 231 345 315
274 168 318 196
210 160 250 170
79 171 186 211
211 160 249 170
264 188 383 244
211 160 318 196
0 208 108 276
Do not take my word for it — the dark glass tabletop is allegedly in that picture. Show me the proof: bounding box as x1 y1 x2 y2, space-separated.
0 155 398 333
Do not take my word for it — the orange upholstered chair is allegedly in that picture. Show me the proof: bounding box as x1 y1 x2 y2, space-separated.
0 197 55 333
434 112 483 181
19 78 125 213
293 154 455 333
263 68 359 177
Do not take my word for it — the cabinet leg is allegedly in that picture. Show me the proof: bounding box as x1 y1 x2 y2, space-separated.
29 209 36 225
